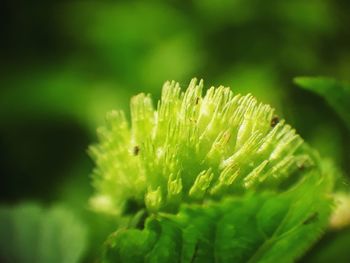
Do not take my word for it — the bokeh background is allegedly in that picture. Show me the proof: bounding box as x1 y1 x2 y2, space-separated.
1 0 349 262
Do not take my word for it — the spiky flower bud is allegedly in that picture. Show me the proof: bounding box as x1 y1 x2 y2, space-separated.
89 79 320 216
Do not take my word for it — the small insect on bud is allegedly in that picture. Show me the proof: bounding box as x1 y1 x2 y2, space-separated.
133 146 140 156
270 116 279 127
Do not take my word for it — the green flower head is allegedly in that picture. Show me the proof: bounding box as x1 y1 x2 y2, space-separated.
89 79 325 216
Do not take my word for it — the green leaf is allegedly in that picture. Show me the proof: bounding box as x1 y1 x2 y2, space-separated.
294 76 350 130
0 203 87 263
102 166 333 263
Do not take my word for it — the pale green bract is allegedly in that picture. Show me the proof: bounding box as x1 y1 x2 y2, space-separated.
89 79 334 262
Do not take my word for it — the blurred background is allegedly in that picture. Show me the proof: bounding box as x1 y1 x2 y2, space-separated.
1 0 349 262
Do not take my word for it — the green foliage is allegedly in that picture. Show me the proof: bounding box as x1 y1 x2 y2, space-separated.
291 77 350 262
294 77 350 130
103 164 332 263
90 79 335 262
0 203 87 263
301 227 350 263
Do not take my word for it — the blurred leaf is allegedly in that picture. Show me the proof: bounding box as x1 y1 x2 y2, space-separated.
0 203 87 263
307 123 344 164
294 77 350 130
0 68 125 132
65 2 200 89
139 33 202 89
193 0 255 26
300 228 350 263
276 1 336 33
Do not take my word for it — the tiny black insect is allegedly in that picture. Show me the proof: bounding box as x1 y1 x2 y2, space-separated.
303 212 319 225
270 116 279 127
195 97 200 105
133 146 140 156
